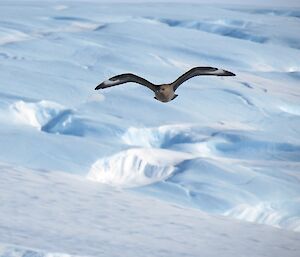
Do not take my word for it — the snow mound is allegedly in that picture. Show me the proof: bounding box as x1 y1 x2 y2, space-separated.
225 202 300 232
64 22 104 33
10 100 66 129
47 16 106 33
121 125 300 230
9 100 85 136
122 124 200 148
88 148 192 187
122 125 300 161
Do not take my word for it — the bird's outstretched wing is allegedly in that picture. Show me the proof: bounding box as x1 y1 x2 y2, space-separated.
95 73 157 92
172 67 235 91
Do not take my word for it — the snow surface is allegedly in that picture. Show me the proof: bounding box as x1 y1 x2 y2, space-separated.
0 0 300 256
1 164 300 257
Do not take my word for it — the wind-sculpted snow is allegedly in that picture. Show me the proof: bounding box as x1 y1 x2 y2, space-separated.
0 27 31 45
120 124 300 230
2 165 300 257
143 15 300 50
155 18 269 43
0 1 300 253
88 148 191 187
225 201 300 231
9 100 86 136
229 8 300 19
10 100 66 130
8 100 103 137
122 124 200 148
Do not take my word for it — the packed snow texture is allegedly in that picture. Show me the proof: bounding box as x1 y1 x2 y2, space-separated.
0 0 300 255
1 165 300 257
0 243 88 257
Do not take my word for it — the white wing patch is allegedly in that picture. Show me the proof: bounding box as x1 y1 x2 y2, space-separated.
103 79 120 86
211 69 225 75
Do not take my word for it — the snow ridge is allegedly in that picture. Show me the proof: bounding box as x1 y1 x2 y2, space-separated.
88 148 191 187
9 100 87 137
89 123 300 230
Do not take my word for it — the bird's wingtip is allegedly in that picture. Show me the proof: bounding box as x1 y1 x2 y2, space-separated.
95 84 102 90
222 70 236 76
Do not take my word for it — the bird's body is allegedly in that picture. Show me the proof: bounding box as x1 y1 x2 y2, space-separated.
154 84 178 102
95 67 235 103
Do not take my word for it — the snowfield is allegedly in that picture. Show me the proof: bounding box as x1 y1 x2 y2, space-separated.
1 164 300 257
0 0 300 256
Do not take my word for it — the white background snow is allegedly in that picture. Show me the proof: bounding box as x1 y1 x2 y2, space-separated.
0 0 300 256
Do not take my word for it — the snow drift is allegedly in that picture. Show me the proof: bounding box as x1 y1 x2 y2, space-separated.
120 124 300 230
9 100 88 136
10 100 66 130
88 148 191 187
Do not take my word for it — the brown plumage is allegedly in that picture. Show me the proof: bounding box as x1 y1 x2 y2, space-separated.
95 66 235 103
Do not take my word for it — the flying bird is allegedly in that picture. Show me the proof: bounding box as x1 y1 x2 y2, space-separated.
95 67 235 103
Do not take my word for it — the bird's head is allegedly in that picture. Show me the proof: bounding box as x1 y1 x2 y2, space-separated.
157 84 170 93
